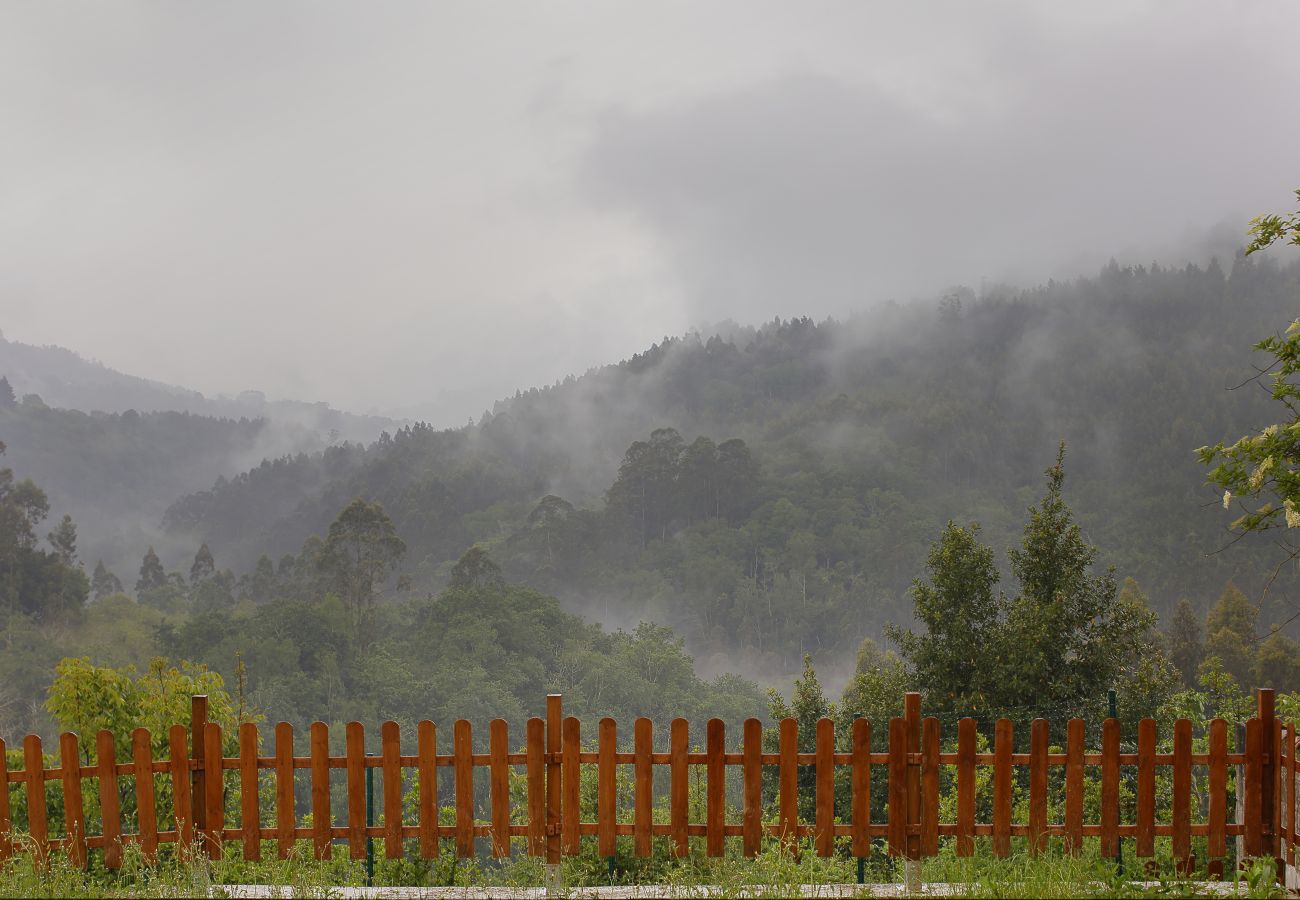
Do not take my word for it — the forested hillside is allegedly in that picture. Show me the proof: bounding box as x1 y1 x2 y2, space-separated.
158 254 1300 682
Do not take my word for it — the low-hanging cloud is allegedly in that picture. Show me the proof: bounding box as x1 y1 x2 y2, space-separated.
580 6 1299 326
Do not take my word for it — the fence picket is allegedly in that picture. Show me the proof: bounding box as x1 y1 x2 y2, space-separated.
993 719 1012 858
598 717 617 858
346 722 366 859
1137 718 1155 860
742 717 762 857
200 724 221 865
851 717 871 859
634 717 653 858
526 717 545 857
23 735 48 864
1245 718 1262 857
100 730 124 868
240 722 262 861
921 717 939 858
956 717 975 857
168 725 192 848
1065 719 1083 855
455 719 475 858
1101 718 1119 859
0 737 10 861
1028 719 1047 855
275 723 294 859
1208 718 1227 878
382 721 402 860
490 719 511 858
562 716 581 856
59 733 86 868
310 722 332 859
816 717 834 857
670 717 689 858
417 720 438 859
1172 718 1192 873
132 728 158 863
888 717 906 857
707 718 725 858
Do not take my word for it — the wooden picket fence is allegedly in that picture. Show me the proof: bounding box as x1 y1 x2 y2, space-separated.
2 691 1299 882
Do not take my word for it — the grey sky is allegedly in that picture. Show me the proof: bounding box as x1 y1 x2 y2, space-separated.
1 2 1297 424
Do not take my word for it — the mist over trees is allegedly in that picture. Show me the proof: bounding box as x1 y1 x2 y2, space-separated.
3 249 1300 746
146 253 1300 682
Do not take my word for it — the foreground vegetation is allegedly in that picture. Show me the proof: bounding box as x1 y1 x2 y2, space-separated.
0 839 1286 898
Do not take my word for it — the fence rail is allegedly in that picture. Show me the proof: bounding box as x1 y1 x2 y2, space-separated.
2 690 1297 881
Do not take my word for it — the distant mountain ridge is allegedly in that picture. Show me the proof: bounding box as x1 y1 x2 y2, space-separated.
0 333 398 443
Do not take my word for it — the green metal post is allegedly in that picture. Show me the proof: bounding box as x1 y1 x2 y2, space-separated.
366 765 375 886
1109 688 1122 876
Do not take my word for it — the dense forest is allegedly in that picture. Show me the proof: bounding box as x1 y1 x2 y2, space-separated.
2 252 1298 746
160 254 1299 681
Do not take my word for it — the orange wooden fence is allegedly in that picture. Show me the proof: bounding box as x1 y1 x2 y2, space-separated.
2 690 1297 879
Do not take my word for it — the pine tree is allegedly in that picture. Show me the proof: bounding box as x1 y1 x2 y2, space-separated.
91 560 124 600
0 376 14 408
136 546 166 594
1203 582 1258 687
189 543 215 585
1167 599 1204 685
47 514 77 565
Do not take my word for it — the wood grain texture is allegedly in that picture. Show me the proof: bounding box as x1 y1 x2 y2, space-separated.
562 716 581 856
1065 718 1084 855
455 719 475 858
1207 718 1226 875
1028 719 1047 855
526 718 545 857
239 723 261 861
599 718 617 858
310 722 332 859
851 718 871 858
992 719 1012 858
956 718 975 857
132 728 158 862
1136 718 1155 858
816 717 835 857
634 717 653 858
23 735 47 864
778 717 799 852
1100 718 1119 860
919 717 939 857
168 725 192 848
275 723 295 859
0 738 10 861
670 717 689 858
417 720 438 859
382 721 403 859
888 718 906 857
1172 718 1192 872
706 719 725 857
546 695 561 865
59 732 86 868
345 721 366 859
742 718 762 857
490 719 512 858
199 723 220 865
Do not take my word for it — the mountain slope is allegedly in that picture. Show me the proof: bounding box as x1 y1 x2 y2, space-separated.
160 254 1300 679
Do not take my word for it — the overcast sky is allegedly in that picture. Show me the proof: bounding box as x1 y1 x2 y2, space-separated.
2 2 1297 423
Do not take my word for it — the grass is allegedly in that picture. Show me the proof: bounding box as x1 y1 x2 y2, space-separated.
0 835 1287 898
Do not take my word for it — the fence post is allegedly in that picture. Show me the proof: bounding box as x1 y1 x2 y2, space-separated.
545 694 562 896
1237 721 1247 867
903 692 922 893
190 695 208 856
1260 688 1282 881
